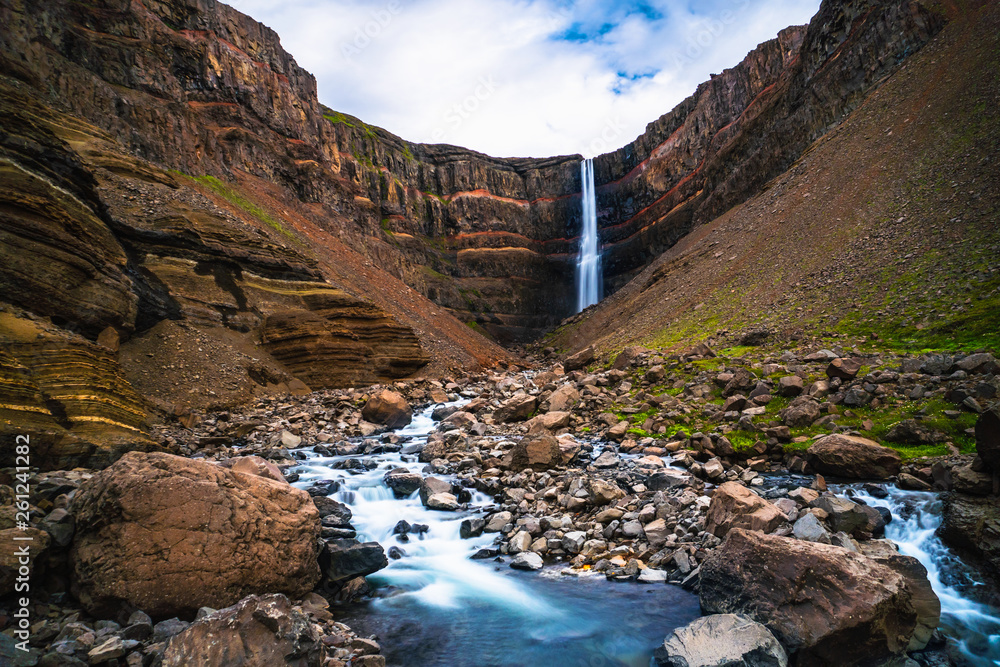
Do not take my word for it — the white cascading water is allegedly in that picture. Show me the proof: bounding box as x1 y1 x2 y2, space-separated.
576 158 601 312
852 487 1000 665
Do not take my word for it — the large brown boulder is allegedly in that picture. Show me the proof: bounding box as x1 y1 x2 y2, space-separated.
504 435 564 471
564 346 595 371
701 529 920 666
71 452 321 618
704 482 785 538
494 394 538 423
806 434 901 479
161 594 325 666
779 396 820 427
361 389 412 429
544 384 580 413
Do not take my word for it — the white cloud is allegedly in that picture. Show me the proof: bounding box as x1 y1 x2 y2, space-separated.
229 0 822 157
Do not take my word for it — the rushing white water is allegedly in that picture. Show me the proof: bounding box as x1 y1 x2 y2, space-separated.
576 158 601 312
852 487 1000 665
291 403 700 667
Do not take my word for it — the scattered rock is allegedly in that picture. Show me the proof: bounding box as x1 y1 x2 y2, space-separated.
361 389 412 429
704 482 785 538
653 613 788 667
806 434 901 479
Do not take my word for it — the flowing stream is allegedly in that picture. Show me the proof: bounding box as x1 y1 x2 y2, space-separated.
577 157 601 312
850 486 1000 665
292 403 700 667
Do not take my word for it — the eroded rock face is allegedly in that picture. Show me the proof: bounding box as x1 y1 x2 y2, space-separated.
71 452 321 618
161 594 325 667
940 493 1000 582
807 434 902 479
700 529 919 666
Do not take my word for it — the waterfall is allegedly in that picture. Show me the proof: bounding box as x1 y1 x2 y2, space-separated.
576 158 601 312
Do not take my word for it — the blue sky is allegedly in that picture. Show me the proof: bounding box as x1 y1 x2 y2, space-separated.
228 0 822 157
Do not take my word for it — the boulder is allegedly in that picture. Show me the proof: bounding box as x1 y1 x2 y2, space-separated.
505 435 564 471
361 389 412 429
653 614 788 667
704 482 785 538
383 468 422 497
510 552 544 571
776 376 803 397
792 513 830 544
526 411 571 434
545 384 580 413
418 477 452 505
612 346 648 370
865 553 941 651
806 434 901 479
71 452 320 618
494 394 538 423
952 464 993 495
587 478 625 506
940 493 1000 581
779 396 820 427
320 540 388 583
811 496 870 535
564 346 595 371
976 408 1000 473
826 358 862 380
161 594 325 666
701 529 920 666
426 493 459 511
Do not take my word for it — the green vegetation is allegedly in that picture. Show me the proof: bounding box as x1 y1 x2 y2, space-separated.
172 172 294 239
323 111 355 127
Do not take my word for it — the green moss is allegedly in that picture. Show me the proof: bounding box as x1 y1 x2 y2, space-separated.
323 111 355 127
726 431 759 452
180 173 294 239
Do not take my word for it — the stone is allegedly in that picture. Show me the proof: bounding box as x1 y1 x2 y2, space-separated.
812 496 869 535
320 541 388 583
484 511 513 533
225 455 288 484
779 396 820 427
70 452 320 618
703 458 725 480
777 375 804 397
505 435 564 471
383 468 422 497
865 553 941 651
361 389 412 429
787 487 819 505
975 408 1000 473
526 411 571 434
39 507 74 548
701 529 921 665
426 493 459 511
494 394 538 423
419 477 452 505
643 519 670 546
897 473 932 491
638 568 668 584
509 531 532 553
957 352 999 375
792 513 830 544
87 636 125 664
807 434 901 479
826 358 862 380
460 517 485 539
704 482 785 538
612 346 648 370
564 346 595 371
588 478 625 506
510 552 544 570
885 420 942 445
940 494 1000 581
280 431 302 448
951 464 993 495
545 384 581 412
653 613 788 667
562 531 587 553
161 594 325 666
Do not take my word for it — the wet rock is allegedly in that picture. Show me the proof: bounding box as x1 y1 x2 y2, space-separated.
320 540 388 583
361 389 412 429
419 477 452 504
510 552 544 570
383 468 422 497
653 613 788 667
897 473 932 491
426 493 459 511
940 493 1000 580
951 464 993 495
701 529 920 666
812 496 869 535
161 594 325 666
705 482 784 538
806 434 901 480
71 452 320 618
460 517 485 539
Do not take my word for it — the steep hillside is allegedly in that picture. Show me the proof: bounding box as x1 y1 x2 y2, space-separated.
549 0 1000 359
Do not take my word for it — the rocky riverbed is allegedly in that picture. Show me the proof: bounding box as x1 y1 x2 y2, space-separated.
2 344 999 666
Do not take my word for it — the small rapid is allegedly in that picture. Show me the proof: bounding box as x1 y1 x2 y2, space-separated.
291 403 699 667
851 486 1000 665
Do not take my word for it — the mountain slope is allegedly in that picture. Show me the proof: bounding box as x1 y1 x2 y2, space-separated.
549 0 1000 358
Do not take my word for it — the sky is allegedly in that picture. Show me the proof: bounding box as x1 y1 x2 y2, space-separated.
228 0 822 158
